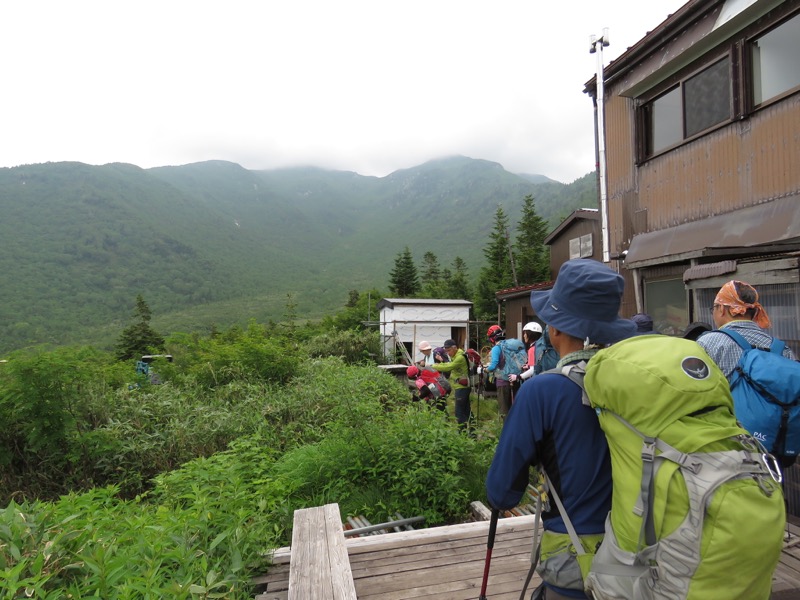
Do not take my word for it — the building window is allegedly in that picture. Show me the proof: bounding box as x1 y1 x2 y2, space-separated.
568 234 594 259
684 58 731 137
644 278 687 335
645 87 682 155
642 57 732 157
751 13 800 106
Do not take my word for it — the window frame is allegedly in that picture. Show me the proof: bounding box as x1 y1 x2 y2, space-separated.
635 8 800 164
638 51 735 161
747 11 800 112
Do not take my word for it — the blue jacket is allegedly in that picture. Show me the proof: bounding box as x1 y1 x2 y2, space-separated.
485 367 611 536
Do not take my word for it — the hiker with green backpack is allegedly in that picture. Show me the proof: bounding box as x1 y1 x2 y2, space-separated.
486 260 786 599
486 259 636 599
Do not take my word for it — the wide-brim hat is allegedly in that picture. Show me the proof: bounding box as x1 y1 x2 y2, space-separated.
531 259 636 345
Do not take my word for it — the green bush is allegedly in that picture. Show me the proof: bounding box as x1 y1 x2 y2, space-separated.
0 337 504 599
0 483 272 599
304 329 384 365
0 346 129 501
165 322 298 388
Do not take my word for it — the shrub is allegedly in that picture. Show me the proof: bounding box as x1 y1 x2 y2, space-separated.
166 321 298 388
304 329 384 365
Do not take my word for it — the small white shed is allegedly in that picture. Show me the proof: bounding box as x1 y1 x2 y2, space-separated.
376 298 472 362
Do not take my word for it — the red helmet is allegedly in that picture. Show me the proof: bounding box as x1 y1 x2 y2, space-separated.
487 325 503 339
406 365 420 379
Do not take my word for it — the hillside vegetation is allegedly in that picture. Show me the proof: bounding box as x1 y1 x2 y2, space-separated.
0 157 596 354
0 323 500 598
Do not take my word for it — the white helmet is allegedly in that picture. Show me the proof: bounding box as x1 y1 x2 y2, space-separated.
523 322 543 334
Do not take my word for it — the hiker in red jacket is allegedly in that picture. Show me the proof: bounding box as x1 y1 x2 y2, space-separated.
407 365 449 411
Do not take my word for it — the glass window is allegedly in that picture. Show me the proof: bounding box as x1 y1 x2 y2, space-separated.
684 58 731 137
752 14 800 106
645 87 682 155
644 278 687 335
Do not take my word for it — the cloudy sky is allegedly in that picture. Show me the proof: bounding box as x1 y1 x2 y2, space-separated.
3 0 686 183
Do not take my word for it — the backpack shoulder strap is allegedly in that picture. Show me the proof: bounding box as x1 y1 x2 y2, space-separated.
770 337 787 355
716 327 786 355
542 361 591 406
713 327 753 351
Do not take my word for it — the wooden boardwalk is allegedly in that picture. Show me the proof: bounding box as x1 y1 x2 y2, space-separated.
255 514 800 599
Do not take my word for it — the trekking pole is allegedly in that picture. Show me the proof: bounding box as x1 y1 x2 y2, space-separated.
478 507 500 600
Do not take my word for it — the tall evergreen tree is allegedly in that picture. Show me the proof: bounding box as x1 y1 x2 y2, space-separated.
442 256 471 300
115 295 166 360
388 247 420 297
473 206 516 318
420 251 443 298
515 194 551 283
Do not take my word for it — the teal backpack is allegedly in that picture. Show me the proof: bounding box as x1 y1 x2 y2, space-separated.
533 328 559 374
578 336 785 599
497 338 526 380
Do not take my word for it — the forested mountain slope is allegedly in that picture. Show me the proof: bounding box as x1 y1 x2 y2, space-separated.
0 157 595 353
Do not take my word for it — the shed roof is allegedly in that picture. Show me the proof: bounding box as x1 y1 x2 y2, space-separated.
544 208 599 245
377 298 473 311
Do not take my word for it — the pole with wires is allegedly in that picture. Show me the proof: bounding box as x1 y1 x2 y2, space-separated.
478 507 500 600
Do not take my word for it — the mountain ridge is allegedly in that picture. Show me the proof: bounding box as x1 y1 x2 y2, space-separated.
0 157 597 354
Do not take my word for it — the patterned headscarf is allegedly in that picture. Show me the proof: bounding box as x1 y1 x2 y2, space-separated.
714 280 771 328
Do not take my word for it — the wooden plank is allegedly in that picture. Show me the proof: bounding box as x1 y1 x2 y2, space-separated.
324 503 358 600
346 514 537 553
287 504 356 600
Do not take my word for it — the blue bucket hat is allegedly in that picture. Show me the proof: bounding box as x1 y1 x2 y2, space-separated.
531 259 636 345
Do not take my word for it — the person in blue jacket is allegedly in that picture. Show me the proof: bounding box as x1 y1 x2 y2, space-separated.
485 260 636 600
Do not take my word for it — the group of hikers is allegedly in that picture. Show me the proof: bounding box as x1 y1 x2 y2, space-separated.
407 258 799 598
480 259 798 599
406 319 561 427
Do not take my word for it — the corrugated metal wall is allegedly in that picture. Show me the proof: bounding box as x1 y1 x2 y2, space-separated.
605 91 800 243
637 100 800 231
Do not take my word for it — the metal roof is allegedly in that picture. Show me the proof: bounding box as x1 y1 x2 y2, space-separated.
376 298 473 310
625 195 800 268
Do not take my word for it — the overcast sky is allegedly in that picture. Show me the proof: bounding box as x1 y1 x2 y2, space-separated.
2 1 686 183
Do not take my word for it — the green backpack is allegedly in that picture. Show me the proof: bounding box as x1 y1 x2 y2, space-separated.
577 335 785 599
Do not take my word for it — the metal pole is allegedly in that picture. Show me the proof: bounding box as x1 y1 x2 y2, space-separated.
591 28 611 264
478 508 500 599
343 515 426 537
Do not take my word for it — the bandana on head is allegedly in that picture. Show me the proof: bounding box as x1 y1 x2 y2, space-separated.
714 280 771 328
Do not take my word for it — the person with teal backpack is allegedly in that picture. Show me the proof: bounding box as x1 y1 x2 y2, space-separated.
533 326 560 375
485 325 527 417
697 279 799 467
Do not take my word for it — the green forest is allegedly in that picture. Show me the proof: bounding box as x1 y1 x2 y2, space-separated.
0 157 596 356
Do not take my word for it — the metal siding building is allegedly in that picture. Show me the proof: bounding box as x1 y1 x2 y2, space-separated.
585 0 800 344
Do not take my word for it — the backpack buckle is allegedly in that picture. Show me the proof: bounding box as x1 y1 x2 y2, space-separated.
641 439 656 463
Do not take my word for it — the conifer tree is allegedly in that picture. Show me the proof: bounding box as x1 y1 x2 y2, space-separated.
473 206 516 318
420 251 443 297
115 295 166 360
515 194 551 283
388 247 420 297
442 256 471 300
